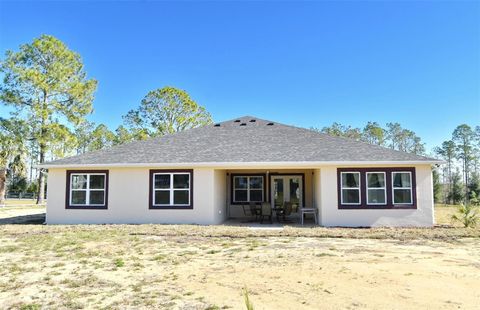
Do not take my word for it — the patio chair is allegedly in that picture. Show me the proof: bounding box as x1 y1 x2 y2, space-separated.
300 207 318 225
280 202 293 222
259 202 273 224
249 202 261 220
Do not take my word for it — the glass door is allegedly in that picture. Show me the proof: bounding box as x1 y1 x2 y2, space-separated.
271 175 303 213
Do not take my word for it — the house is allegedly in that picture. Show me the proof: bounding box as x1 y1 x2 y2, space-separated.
41 116 442 227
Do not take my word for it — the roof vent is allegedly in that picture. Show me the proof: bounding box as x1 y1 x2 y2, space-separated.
240 123 247 126
234 120 241 123
249 119 256 122
267 122 274 126
214 123 221 127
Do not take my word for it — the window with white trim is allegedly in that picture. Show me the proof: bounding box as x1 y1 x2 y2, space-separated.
233 176 264 202
392 172 413 204
153 172 191 206
366 172 386 205
340 172 361 205
70 173 106 206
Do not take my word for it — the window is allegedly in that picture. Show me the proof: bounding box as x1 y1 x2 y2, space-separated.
392 172 413 205
340 172 361 205
366 172 386 205
233 175 264 203
151 171 192 207
337 168 416 209
66 171 108 209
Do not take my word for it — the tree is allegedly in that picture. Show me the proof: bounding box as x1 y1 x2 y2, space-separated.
123 86 212 137
468 172 480 200
434 140 456 200
74 120 95 154
113 125 134 145
0 118 26 204
0 35 97 204
432 167 442 203
449 170 465 205
88 124 115 151
386 122 403 150
362 121 385 146
452 124 475 202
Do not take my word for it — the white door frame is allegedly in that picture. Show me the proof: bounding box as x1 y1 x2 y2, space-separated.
270 175 304 210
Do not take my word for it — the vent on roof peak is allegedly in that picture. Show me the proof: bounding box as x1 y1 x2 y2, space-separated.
214 123 221 127
234 119 241 123
267 122 274 126
249 119 256 122
240 123 247 126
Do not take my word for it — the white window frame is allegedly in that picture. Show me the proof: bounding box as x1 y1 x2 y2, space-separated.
340 172 361 205
70 173 106 206
366 172 387 205
392 171 413 205
233 176 264 203
153 172 191 206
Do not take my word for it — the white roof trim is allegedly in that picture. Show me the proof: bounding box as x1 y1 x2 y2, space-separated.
38 160 444 169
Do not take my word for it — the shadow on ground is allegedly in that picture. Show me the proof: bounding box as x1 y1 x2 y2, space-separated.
0 213 45 225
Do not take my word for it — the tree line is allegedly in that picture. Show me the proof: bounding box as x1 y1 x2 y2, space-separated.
434 125 480 205
313 121 426 155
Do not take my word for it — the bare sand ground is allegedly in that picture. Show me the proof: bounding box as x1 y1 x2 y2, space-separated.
0 206 479 309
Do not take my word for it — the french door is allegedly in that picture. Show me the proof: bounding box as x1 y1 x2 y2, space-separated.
270 175 303 212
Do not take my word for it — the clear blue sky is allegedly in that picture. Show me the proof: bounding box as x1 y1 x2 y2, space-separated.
0 0 479 153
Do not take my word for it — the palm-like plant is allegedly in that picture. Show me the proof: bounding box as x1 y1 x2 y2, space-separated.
452 192 479 228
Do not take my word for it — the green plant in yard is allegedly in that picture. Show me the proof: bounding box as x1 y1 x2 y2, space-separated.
243 287 254 310
451 200 479 228
114 258 125 267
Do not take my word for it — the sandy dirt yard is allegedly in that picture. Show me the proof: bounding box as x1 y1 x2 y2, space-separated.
0 207 479 309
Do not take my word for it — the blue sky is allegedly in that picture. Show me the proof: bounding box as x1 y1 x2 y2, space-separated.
0 0 479 153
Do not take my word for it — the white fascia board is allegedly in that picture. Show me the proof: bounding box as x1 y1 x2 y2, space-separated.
38 160 445 169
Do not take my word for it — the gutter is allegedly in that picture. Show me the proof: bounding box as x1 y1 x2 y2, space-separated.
37 160 445 169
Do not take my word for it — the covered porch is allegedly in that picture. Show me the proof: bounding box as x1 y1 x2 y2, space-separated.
224 169 319 225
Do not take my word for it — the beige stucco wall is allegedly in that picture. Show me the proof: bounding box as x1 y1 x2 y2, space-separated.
46 167 223 224
318 164 434 227
46 164 434 227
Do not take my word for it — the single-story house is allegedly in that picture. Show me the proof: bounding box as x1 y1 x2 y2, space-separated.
41 116 442 227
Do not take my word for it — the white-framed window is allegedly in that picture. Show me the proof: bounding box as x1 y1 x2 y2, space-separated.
392 172 413 205
70 173 106 206
233 176 264 202
153 172 191 206
340 172 361 205
366 172 386 205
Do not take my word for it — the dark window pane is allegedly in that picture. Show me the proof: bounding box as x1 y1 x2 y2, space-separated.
249 177 263 189
250 190 263 202
234 177 248 189
71 175 87 189
234 190 248 202
90 175 105 189
71 191 86 205
174 190 189 205
367 173 384 188
342 173 359 188
173 174 189 189
155 174 170 189
393 173 411 188
90 190 105 205
342 189 360 204
289 179 300 204
155 190 170 205
367 189 385 204
394 189 412 204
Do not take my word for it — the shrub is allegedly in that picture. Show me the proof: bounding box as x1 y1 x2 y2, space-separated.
452 203 479 228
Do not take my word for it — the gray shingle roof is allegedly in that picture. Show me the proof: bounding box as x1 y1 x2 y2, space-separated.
42 116 440 167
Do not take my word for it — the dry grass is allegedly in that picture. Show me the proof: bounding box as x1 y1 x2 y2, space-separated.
0 205 479 309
